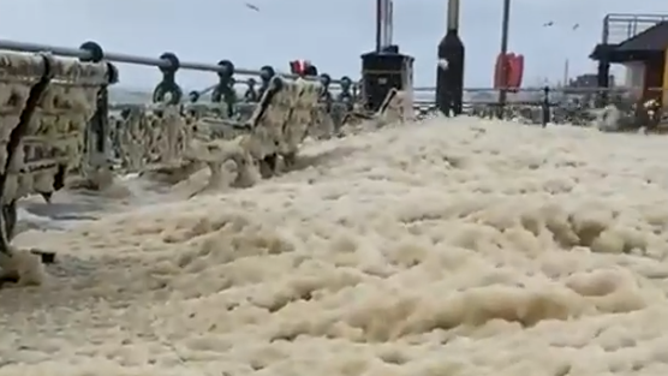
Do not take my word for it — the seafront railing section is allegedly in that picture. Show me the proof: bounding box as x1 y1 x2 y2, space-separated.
414 85 668 130
0 39 358 106
0 39 361 168
0 39 370 261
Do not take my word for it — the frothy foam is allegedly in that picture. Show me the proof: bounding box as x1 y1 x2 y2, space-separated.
3 117 668 376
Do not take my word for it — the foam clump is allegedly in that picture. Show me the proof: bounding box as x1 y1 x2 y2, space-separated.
6 117 668 375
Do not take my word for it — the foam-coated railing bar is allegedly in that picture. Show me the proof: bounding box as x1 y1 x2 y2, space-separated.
0 39 346 84
414 86 633 93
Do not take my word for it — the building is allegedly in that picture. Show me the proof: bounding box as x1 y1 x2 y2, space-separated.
590 13 668 105
567 73 615 89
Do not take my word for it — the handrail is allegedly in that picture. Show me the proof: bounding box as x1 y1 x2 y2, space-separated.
0 39 359 106
0 39 350 84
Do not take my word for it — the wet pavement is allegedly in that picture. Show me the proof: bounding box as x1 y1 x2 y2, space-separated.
16 174 170 233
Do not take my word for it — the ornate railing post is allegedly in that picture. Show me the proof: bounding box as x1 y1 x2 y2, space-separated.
541 86 551 127
211 60 236 117
338 76 354 111
79 41 119 178
243 78 258 102
257 66 276 98
188 90 200 103
319 73 333 112
152 52 182 104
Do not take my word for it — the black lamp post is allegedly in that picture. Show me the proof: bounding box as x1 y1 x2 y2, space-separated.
436 0 465 116
497 0 511 118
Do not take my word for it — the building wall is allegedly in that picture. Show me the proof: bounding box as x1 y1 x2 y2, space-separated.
643 57 664 102
567 73 615 89
623 62 646 91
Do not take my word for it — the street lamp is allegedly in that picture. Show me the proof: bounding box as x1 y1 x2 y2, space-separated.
436 0 465 116
376 0 393 51
497 0 511 118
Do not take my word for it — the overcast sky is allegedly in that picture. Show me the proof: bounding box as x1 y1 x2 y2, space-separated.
0 0 666 90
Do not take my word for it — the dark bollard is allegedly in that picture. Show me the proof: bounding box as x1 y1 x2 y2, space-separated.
152 52 182 105
541 86 551 127
436 0 465 117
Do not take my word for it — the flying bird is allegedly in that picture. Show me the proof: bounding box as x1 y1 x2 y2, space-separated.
543 21 554 27
572 23 580 30
245 2 260 12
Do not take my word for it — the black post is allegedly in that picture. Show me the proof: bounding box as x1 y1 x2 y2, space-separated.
497 0 511 119
375 0 382 52
541 86 550 127
596 60 610 107
436 0 465 116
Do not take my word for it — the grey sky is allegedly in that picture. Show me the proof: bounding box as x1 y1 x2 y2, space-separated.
1 0 666 90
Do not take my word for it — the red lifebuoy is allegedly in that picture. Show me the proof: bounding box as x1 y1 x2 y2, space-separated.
506 53 517 91
516 54 524 88
507 54 524 92
493 52 524 92
493 53 508 89
289 59 316 76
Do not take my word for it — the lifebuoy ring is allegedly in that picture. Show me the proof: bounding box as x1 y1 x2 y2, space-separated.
507 54 524 92
494 53 507 89
494 52 524 92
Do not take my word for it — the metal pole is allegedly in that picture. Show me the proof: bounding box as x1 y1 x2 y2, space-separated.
376 0 392 51
436 0 465 116
387 0 394 48
376 0 383 52
497 0 511 118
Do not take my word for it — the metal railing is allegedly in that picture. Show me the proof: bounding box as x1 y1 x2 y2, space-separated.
0 38 364 180
0 39 359 107
601 13 668 44
412 85 668 129
0 39 350 81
